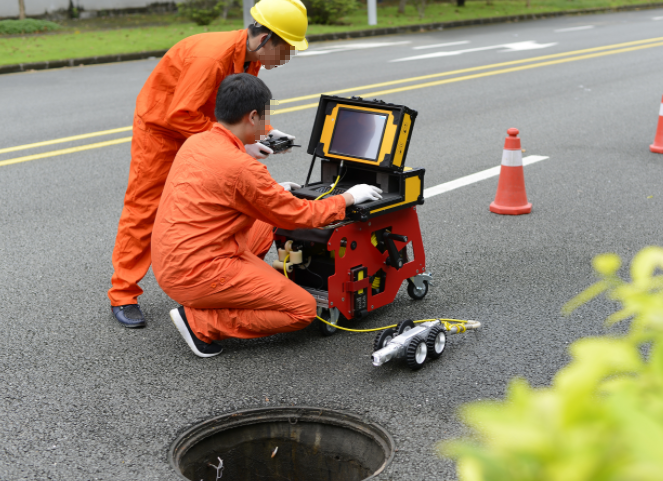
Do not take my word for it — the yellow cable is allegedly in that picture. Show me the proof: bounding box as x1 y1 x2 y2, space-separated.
315 316 469 333
283 253 290 278
314 173 342 201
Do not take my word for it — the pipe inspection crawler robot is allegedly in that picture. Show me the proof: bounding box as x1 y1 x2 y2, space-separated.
273 95 434 337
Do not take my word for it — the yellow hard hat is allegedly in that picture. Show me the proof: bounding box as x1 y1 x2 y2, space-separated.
251 0 309 51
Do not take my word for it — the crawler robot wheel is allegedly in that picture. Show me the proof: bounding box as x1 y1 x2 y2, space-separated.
316 307 337 337
373 328 396 352
406 336 428 370
396 319 415 336
407 280 428 300
426 326 446 360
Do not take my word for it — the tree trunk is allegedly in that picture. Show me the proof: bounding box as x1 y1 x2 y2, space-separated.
398 0 407 15
526 0 531 7
18 0 26 19
222 0 232 20
417 0 426 19
456 0 465 7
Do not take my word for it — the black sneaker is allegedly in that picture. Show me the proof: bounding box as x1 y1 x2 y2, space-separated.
111 304 146 328
169 306 223 358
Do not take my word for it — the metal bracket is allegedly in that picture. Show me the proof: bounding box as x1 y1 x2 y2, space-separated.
316 305 340 326
409 272 433 290
305 288 329 309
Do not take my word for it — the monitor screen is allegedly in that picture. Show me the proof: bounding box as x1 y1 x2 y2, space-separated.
329 109 388 161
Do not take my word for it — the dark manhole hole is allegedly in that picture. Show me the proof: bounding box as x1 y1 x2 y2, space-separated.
170 407 395 481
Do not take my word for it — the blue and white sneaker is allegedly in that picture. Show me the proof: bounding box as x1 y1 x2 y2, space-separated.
111 304 146 328
170 306 223 358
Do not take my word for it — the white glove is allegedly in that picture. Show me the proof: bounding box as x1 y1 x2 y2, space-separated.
279 182 301 192
245 142 273 159
345 184 383 205
267 129 295 154
268 129 295 140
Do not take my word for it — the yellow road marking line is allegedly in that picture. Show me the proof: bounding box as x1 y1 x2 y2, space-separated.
4 35 663 158
0 137 132 168
2 38 663 168
357 41 663 98
271 102 320 115
277 35 663 104
0 126 132 155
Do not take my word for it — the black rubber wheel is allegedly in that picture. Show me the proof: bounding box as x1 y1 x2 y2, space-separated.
407 280 428 300
405 336 427 370
426 326 446 360
373 328 396 352
396 319 415 335
317 308 337 337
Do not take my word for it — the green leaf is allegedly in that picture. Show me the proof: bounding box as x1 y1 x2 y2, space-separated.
593 252 621 276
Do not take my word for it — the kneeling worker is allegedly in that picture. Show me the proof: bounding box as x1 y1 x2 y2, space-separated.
151 74 382 357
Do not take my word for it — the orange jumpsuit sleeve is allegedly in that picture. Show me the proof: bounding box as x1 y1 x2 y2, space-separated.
165 57 223 138
233 161 346 230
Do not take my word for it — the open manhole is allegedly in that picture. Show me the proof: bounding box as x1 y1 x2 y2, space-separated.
170 406 395 481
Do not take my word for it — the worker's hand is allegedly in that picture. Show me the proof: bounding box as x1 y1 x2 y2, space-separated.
345 184 383 205
268 129 295 141
245 142 273 159
279 182 301 192
267 129 295 154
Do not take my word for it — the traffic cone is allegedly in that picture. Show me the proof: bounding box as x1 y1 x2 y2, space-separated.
650 95 663 154
489 128 532 215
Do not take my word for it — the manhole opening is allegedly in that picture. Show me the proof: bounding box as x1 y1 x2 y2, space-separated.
170 407 395 481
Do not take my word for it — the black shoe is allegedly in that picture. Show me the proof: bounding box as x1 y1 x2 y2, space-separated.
111 304 146 328
169 306 223 358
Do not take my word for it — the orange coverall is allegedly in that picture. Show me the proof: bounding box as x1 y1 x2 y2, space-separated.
151 124 346 342
109 29 272 306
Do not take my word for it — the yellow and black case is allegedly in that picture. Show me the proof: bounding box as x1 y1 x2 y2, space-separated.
307 95 418 172
295 95 424 222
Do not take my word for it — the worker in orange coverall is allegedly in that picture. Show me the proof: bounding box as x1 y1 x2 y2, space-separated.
109 0 309 328
151 74 383 357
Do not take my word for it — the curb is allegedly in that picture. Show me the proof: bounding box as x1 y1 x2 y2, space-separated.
2 2 662 75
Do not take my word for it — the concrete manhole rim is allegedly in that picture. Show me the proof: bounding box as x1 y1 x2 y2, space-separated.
169 406 396 481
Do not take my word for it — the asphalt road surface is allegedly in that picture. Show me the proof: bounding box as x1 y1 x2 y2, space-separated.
1 9 663 480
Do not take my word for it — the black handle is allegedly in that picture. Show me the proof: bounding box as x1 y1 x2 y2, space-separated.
383 232 408 270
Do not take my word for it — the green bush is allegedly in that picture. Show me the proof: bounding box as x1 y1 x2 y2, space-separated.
0 19 61 35
177 0 222 26
303 0 358 25
441 247 663 481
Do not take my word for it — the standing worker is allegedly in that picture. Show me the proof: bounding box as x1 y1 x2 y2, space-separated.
109 0 308 328
151 74 382 357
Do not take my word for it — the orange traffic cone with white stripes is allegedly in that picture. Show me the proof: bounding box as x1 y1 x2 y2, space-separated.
490 128 532 215
650 95 663 154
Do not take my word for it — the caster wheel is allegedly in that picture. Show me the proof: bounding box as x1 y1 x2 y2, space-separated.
373 328 396 352
396 319 415 335
426 326 446 360
407 280 428 300
317 307 338 337
406 336 427 370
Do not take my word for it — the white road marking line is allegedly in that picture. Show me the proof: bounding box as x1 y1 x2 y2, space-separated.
423 155 549 199
653 16 663 20
413 40 470 50
297 41 411 57
391 41 557 62
554 25 595 32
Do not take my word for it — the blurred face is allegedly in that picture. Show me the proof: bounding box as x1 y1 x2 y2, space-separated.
252 108 271 142
242 105 271 144
256 38 295 70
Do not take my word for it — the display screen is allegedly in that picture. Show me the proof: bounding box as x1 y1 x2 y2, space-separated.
329 109 388 161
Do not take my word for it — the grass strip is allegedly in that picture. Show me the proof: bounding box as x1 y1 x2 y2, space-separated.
0 0 660 66
0 19 61 35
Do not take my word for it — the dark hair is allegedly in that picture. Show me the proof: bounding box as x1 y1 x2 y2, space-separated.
215 73 272 125
248 22 283 46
